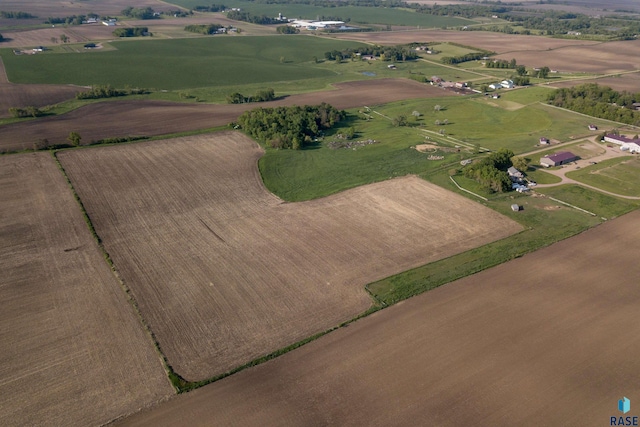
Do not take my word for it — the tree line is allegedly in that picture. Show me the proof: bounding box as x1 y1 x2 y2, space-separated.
226 88 276 104
227 10 287 25
121 7 158 20
193 5 227 12
44 14 99 25
548 83 640 126
1 11 36 19
184 24 223 34
237 103 345 150
462 148 515 193
113 27 150 37
9 106 46 118
76 85 149 100
324 45 418 62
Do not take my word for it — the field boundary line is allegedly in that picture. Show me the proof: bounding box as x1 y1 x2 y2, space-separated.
50 150 178 393
449 176 488 201
0 57 10 84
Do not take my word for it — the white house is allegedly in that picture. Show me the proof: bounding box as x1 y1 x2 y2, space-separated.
501 79 514 89
489 83 502 90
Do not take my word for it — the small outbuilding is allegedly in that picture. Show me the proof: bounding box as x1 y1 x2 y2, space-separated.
511 204 520 212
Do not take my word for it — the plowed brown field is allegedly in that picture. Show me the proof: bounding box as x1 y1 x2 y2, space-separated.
58 132 521 381
118 209 640 427
0 78 455 152
0 153 173 427
0 58 85 118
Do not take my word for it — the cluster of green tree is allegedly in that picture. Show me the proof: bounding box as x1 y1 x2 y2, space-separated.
168 10 193 17
226 88 276 104
502 11 640 39
1 11 37 19
44 14 98 25
237 103 344 149
89 135 148 146
324 45 417 62
226 10 287 25
511 76 530 86
9 106 45 118
548 83 640 126
193 5 227 12
441 51 493 65
76 85 148 100
528 66 549 79
485 58 518 69
417 4 508 18
184 24 223 34
113 27 150 37
277 25 299 34
462 148 515 193
121 7 158 20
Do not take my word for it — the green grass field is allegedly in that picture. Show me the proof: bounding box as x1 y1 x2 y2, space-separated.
166 1 475 27
0 36 368 89
259 109 465 201
355 95 613 154
566 156 640 197
536 184 640 218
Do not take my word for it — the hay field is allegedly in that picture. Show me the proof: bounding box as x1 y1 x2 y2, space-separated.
59 132 521 381
549 73 640 92
0 153 173 426
118 209 640 427
0 78 454 151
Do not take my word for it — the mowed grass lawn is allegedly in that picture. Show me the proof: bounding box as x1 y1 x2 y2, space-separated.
369 94 614 153
0 36 368 89
566 156 640 197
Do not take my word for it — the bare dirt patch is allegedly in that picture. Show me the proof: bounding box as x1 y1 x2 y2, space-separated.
0 152 173 426
549 72 640 92
117 209 640 427
493 39 640 73
414 143 439 152
58 132 521 381
0 78 456 151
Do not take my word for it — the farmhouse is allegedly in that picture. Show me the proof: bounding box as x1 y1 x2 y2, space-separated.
540 151 577 167
489 83 502 90
501 79 514 89
507 166 523 179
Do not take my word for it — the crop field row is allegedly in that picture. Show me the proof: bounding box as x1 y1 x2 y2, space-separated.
58 132 522 381
0 152 173 427
117 208 640 427
0 78 453 152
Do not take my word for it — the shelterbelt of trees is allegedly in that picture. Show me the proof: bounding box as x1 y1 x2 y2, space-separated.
237 103 344 150
548 84 640 127
462 148 516 193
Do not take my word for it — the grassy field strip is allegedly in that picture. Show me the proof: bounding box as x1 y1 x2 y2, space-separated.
418 127 490 152
545 195 597 216
541 102 640 130
449 176 488 201
418 57 493 79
